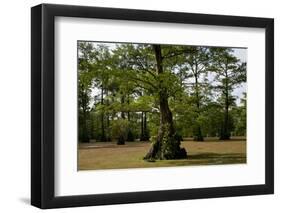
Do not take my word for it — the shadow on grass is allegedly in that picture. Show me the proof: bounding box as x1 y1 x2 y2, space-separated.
163 153 246 166
183 137 246 142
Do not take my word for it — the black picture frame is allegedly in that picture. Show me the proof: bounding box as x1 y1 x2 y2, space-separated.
31 3 274 209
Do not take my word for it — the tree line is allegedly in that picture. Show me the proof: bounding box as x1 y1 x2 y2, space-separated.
78 42 246 160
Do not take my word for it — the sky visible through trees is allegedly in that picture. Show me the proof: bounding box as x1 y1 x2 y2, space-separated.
78 41 247 161
86 43 246 106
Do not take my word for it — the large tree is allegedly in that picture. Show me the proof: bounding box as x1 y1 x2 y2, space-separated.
180 47 210 141
113 44 187 160
144 45 187 160
209 48 246 140
89 45 113 141
78 42 96 142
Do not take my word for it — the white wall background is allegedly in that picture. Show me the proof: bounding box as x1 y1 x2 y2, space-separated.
0 0 278 212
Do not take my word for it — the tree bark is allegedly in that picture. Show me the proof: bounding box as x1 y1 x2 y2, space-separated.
121 94 125 119
144 45 187 160
127 95 130 121
126 95 135 142
140 112 144 141
144 112 147 137
193 70 204 141
116 93 127 144
81 106 89 142
140 111 149 141
100 84 107 141
106 89 111 141
80 85 90 142
220 70 230 140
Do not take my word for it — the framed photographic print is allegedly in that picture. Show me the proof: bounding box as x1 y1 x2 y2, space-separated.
31 3 274 209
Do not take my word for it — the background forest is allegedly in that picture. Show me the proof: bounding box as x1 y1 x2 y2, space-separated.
78 41 246 162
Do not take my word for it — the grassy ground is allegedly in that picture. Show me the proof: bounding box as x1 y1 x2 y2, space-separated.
78 137 246 170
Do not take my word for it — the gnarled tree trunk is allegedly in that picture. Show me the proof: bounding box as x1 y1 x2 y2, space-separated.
144 45 187 160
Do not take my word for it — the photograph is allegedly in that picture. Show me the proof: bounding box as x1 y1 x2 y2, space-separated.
78 41 247 170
